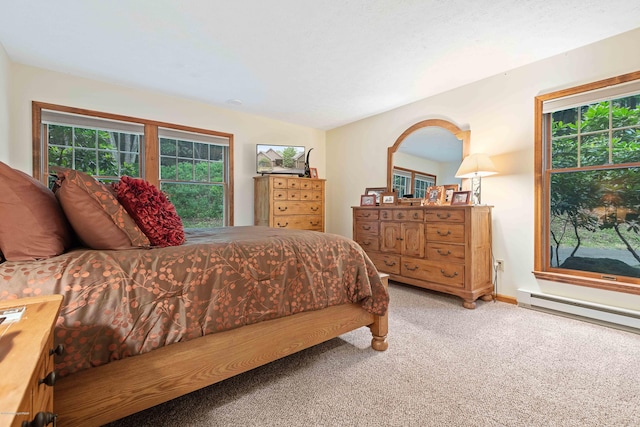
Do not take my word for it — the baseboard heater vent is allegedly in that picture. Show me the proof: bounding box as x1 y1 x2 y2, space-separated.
517 290 640 333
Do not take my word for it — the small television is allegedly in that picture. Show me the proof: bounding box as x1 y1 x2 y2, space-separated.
256 144 306 176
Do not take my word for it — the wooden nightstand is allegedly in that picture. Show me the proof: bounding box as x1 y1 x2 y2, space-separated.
0 295 63 427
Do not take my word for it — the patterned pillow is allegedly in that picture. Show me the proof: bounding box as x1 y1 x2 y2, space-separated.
54 169 150 250
0 162 74 260
112 176 185 247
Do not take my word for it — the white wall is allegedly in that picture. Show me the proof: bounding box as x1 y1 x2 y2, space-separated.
326 27 640 311
0 42 10 161
6 63 326 227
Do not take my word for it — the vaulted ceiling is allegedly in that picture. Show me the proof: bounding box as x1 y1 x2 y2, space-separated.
1 1 639 129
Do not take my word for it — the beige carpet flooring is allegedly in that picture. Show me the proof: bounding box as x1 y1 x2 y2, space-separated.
105 282 640 427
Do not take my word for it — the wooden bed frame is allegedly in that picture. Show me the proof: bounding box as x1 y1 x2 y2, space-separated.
54 275 389 426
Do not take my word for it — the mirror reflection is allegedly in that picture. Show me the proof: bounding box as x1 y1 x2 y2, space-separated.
387 119 469 199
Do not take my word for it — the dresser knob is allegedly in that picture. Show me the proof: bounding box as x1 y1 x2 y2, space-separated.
39 371 57 387
278 206 288 211
22 411 56 427
49 344 64 356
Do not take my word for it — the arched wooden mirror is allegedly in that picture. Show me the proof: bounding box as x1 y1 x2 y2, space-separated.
387 119 470 197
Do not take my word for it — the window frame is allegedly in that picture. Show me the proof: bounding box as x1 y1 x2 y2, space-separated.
392 166 436 198
32 101 234 226
534 71 640 295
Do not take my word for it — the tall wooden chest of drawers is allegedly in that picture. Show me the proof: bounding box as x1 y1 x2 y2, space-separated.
353 205 493 308
254 176 325 231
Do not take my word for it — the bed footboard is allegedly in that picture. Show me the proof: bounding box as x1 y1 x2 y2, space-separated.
54 274 389 426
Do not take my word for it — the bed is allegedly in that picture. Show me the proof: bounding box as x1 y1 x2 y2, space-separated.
0 226 389 426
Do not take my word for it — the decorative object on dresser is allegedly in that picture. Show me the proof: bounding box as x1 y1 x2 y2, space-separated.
380 191 398 206
425 186 444 206
0 295 63 427
256 144 306 176
441 184 460 205
451 190 472 205
309 167 318 178
365 187 387 205
360 194 377 206
254 175 325 231
353 205 493 309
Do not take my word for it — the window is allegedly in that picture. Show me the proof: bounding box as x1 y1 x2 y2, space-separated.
392 166 435 198
33 102 234 227
534 71 640 294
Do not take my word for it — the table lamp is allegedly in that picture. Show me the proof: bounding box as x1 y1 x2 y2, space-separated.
454 153 498 205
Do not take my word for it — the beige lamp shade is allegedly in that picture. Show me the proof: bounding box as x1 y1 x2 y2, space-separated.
455 153 498 178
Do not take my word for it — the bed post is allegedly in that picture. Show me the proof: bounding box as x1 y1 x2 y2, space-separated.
370 273 389 351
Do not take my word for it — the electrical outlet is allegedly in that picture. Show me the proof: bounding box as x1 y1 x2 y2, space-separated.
496 259 504 271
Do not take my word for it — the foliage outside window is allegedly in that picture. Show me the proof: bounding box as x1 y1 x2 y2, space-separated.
392 167 435 198
534 71 640 294
33 102 234 227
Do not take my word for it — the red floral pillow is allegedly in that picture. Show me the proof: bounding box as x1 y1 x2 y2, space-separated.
112 176 185 247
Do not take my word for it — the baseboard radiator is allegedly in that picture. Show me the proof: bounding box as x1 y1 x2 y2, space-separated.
517 290 640 333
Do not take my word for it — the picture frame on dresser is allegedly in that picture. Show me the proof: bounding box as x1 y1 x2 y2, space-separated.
425 186 443 206
442 184 460 205
380 191 397 205
309 167 318 178
451 190 472 205
365 187 387 205
360 194 377 206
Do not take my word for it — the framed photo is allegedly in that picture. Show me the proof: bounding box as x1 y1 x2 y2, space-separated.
425 186 443 206
441 184 460 205
365 187 387 205
309 167 318 178
451 190 472 205
380 191 397 206
360 194 376 206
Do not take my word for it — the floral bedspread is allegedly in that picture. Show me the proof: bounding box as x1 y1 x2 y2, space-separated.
0 226 388 377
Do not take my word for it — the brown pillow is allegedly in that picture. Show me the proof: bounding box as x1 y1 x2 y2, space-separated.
0 161 73 261
54 168 150 250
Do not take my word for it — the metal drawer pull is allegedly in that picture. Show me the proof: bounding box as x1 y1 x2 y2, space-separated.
396 237 404 241
397 213 404 219
440 269 458 278
278 206 288 211
413 213 419 219
277 222 289 228
384 260 397 266
382 213 389 218
363 225 371 230
437 249 452 256
310 221 320 226
437 212 451 219
363 213 370 217
436 230 451 236
361 240 371 246
39 371 57 387
310 207 319 212
404 264 418 271
49 344 64 356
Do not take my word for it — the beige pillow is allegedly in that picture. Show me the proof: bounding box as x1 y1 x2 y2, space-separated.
54 168 150 250
0 162 73 260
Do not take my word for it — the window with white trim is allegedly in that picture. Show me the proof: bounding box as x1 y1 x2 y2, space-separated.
33 102 233 227
534 71 640 293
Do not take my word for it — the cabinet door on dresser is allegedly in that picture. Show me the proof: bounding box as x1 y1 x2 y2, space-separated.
254 176 325 231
